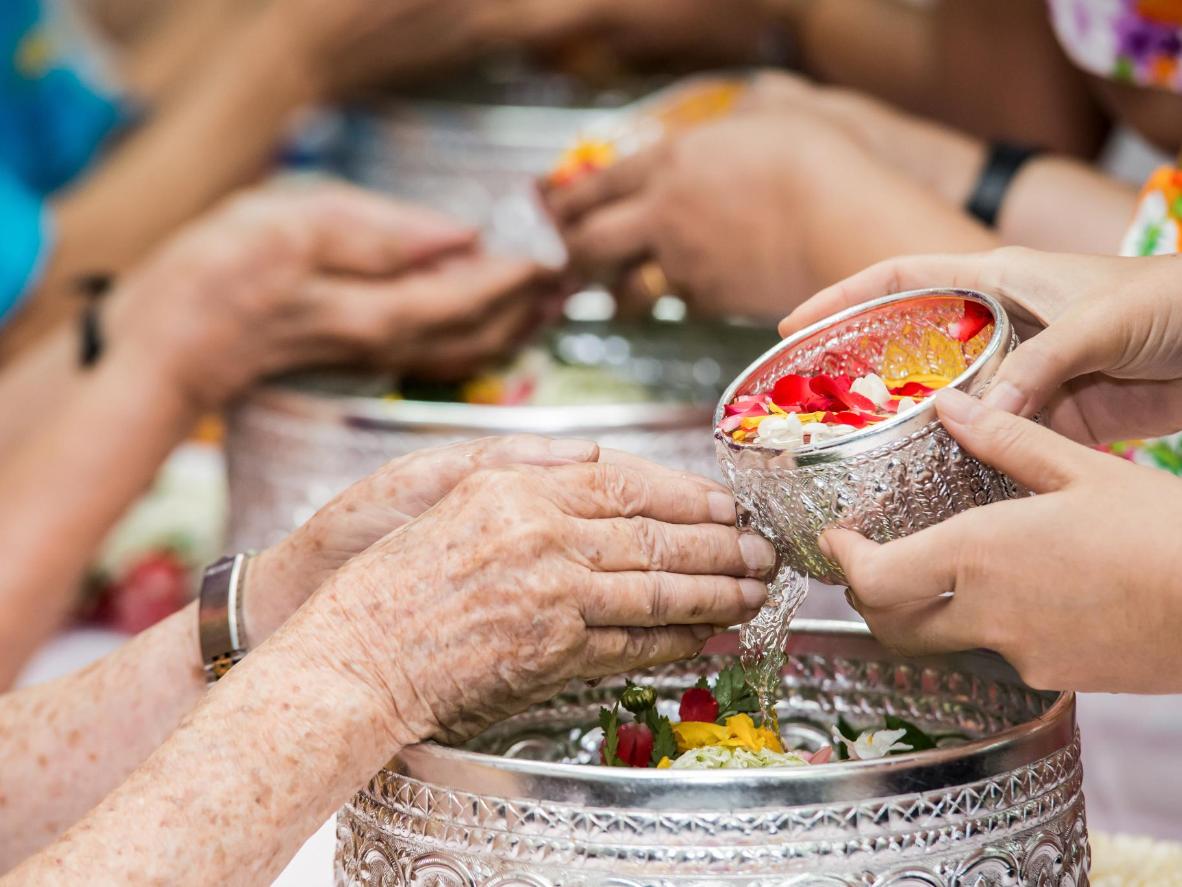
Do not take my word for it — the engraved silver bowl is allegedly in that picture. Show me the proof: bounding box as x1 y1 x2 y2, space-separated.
335 620 1089 885
225 321 777 551
715 289 1021 586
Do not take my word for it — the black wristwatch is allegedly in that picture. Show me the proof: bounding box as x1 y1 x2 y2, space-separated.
965 142 1043 229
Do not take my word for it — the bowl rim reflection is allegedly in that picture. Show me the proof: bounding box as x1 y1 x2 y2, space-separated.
713 288 1009 462
388 620 1074 810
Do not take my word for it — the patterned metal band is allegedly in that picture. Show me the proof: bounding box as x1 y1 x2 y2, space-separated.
334 623 1089 885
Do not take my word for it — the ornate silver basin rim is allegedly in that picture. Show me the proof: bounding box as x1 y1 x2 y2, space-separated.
335 621 1089 886
714 288 1021 585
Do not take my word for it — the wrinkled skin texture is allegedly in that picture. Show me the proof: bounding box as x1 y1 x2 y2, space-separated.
311 458 774 745
249 435 617 638
782 249 1182 445
106 183 558 411
823 389 1182 694
545 106 995 321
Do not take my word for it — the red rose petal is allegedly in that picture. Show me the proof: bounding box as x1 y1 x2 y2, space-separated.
771 374 812 408
949 300 992 343
812 374 876 412
825 410 873 429
889 381 936 398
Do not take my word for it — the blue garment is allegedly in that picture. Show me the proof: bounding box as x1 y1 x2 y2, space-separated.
0 0 122 323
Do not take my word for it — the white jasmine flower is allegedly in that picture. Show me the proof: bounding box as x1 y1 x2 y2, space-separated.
895 396 918 413
668 746 809 769
755 413 803 448
801 422 857 445
831 726 913 760
850 373 891 407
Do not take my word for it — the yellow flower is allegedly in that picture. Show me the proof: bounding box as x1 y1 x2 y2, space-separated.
672 715 783 755
656 756 673 769
673 720 728 752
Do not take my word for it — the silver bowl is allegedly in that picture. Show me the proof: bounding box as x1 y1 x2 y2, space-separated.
715 289 1021 586
225 321 777 551
334 620 1089 885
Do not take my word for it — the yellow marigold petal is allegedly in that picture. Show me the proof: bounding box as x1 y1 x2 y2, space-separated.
673 721 729 752
657 756 673 769
756 727 784 754
723 714 763 751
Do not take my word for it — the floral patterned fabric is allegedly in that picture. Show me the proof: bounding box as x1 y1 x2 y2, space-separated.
1103 165 1182 471
1048 0 1182 92
1121 165 1182 256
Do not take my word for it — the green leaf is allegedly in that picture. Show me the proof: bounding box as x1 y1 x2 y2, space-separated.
835 715 859 741
694 675 710 690
650 716 678 765
883 714 937 752
711 665 737 713
712 664 760 723
598 704 621 766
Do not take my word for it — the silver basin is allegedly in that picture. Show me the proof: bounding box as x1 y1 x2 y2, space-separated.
335 620 1089 885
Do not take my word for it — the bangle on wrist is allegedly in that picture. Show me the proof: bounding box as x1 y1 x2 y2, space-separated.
964 142 1043 229
76 274 113 369
199 552 255 683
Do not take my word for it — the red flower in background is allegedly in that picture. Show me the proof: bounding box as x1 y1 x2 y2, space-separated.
108 551 189 634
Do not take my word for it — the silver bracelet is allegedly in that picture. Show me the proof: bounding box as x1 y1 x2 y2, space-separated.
198 552 254 683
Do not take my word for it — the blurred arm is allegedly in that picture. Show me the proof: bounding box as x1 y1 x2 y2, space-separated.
764 0 1108 156
0 342 197 688
2 8 316 355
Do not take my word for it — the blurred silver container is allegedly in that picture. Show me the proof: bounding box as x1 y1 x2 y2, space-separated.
339 70 740 263
335 620 1088 885
340 71 639 263
715 289 1020 586
225 322 777 550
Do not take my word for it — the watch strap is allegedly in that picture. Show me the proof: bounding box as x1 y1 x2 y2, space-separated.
199 552 253 683
965 142 1043 229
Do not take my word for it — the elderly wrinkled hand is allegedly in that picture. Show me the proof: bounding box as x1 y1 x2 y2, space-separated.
780 249 1182 445
104 182 559 412
298 453 774 745
246 435 607 639
821 388 1182 694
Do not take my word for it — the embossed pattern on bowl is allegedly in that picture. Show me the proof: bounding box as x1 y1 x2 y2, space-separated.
715 289 1022 585
335 621 1088 886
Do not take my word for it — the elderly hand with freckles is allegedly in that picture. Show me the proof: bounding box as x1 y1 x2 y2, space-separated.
0 437 773 884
